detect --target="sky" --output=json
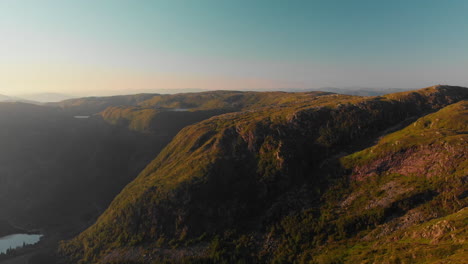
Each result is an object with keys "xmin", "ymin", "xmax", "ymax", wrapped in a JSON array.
[{"xmin": 0, "ymin": 0, "xmax": 467, "ymax": 96}]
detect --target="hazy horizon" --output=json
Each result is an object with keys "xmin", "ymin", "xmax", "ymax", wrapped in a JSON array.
[
  {"xmin": 1, "ymin": 0, "xmax": 467, "ymax": 95},
  {"xmin": 4, "ymin": 86, "xmax": 417, "ymax": 97},
  {"xmin": 1, "ymin": 86, "xmax": 423, "ymax": 102}
]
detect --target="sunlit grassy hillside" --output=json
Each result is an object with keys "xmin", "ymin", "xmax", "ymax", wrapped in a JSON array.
[{"xmin": 60, "ymin": 86, "xmax": 467, "ymax": 264}]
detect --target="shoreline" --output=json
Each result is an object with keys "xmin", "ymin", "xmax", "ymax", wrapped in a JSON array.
[
  {"xmin": 0, "ymin": 220, "xmax": 25, "ymax": 238},
  {"xmin": 0, "ymin": 219, "xmax": 44, "ymax": 238}
]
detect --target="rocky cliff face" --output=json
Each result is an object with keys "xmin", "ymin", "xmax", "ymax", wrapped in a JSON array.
[
  {"xmin": 347, "ymin": 101, "xmax": 467, "ymax": 181},
  {"xmin": 311, "ymin": 100, "xmax": 467, "ymax": 264},
  {"xmin": 59, "ymin": 86, "xmax": 467, "ymax": 264}
]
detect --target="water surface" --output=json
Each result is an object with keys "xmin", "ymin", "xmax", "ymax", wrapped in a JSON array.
[{"xmin": 0, "ymin": 234, "xmax": 42, "ymax": 254}]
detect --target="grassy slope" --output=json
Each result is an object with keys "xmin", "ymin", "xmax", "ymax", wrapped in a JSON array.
[
  {"xmin": 296, "ymin": 100, "xmax": 467, "ymax": 264},
  {"xmin": 53, "ymin": 91, "xmax": 332, "ymax": 133},
  {"xmin": 59, "ymin": 86, "xmax": 468, "ymax": 263},
  {"xmin": 98, "ymin": 91, "xmax": 332, "ymax": 133},
  {"xmin": 52, "ymin": 91, "xmax": 331, "ymax": 114}
]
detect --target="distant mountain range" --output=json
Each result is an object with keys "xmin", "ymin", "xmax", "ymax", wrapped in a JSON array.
[
  {"xmin": 0, "ymin": 87, "xmax": 413, "ymax": 104},
  {"xmin": 0, "ymin": 94, "xmax": 38, "ymax": 104},
  {"xmin": 296, "ymin": 87, "xmax": 412, "ymax": 96},
  {"xmin": 0, "ymin": 94, "xmax": 11, "ymax": 101},
  {"xmin": 18, "ymin": 93, "xmax": 77, "ymax": 103},
  {"xmin": 0, "ymin": 93, "xmax": 76, "ymax": 103},
  {"xmin": 0, "ymin": 94, "xmax": 21, "ymax": 102}
]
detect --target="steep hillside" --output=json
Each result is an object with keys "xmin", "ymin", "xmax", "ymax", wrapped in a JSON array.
[
  {"xmin": 0, "ymin": 91, "xmax": 332, "ymax": 233},
  {"xmin": 272, "ymin": 100, "xmax": 467, "ymax": 263},
  {"xmin": 0, "ymin": 91, "xmax": 341, "ymax": 263},
  {"xmin": 60, "ymin": 86, "xmax": 467, "ymax": 263},
  {"xmin": 0, "ymin": 103, "xmax": 164, "ymax": 231},
  {"xmin": 1, "ymin": 91, "xmax": 297, "ymax": 230}
]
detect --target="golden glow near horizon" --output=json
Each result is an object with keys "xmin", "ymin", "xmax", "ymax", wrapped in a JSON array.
[
  {"xmin": 1, "ymin": 1, "xmax": 467, "ymax": 96},
  {"xmin": 0, "ymin": 64, "xmax": 301, "ymax": 96}
]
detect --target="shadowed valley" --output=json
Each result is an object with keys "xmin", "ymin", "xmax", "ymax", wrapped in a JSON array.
[{"xmin": 51, "ymin": 85, "xmax": 467, "ymax": 264}]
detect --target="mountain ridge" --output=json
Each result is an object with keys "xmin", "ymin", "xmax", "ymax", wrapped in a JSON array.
[{"xmin": 59, "ymin": 85, "xmax": 468, "ymax": 264}]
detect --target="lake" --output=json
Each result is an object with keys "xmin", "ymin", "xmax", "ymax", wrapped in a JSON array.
[{"xmin": 0, "ymin": 234, "xmax": 42, "ymax": 254}]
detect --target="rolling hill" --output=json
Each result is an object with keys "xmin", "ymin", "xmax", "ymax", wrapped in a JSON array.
[
  {"xmin": 3, "ymin": 91, "xmax": 317, "ymax": 237},
  {"xmin": 58, "ymin": 85, "xmax": 467, "ymax": 264},
  {"xmin": 0, "ymin": 90, "xmax": 334, "ymax": 262}
]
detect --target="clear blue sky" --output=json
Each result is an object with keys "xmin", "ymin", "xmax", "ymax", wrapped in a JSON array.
[{"xmin": 1, "ymin": 0, "xmax": 467, "ymax": 95}]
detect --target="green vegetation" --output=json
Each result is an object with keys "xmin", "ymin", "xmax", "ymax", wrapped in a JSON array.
[
  {"xmin": 271, "ymin": 100, "xmax": 467, "ymax": 264},
  {"xmin": 100, "ymin": 106, "xmax": 159, "ymax": 132},
  {"xmin": 52, "ymin": 91, "xmax": 333, "ymax": 116},
  {"xmin": 342, "ymin": 100, "xmax": 468, "ymax": 170},
  {"xmin": 58, "ymin": 86, "xmax": 468, "ymax": 263}
]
